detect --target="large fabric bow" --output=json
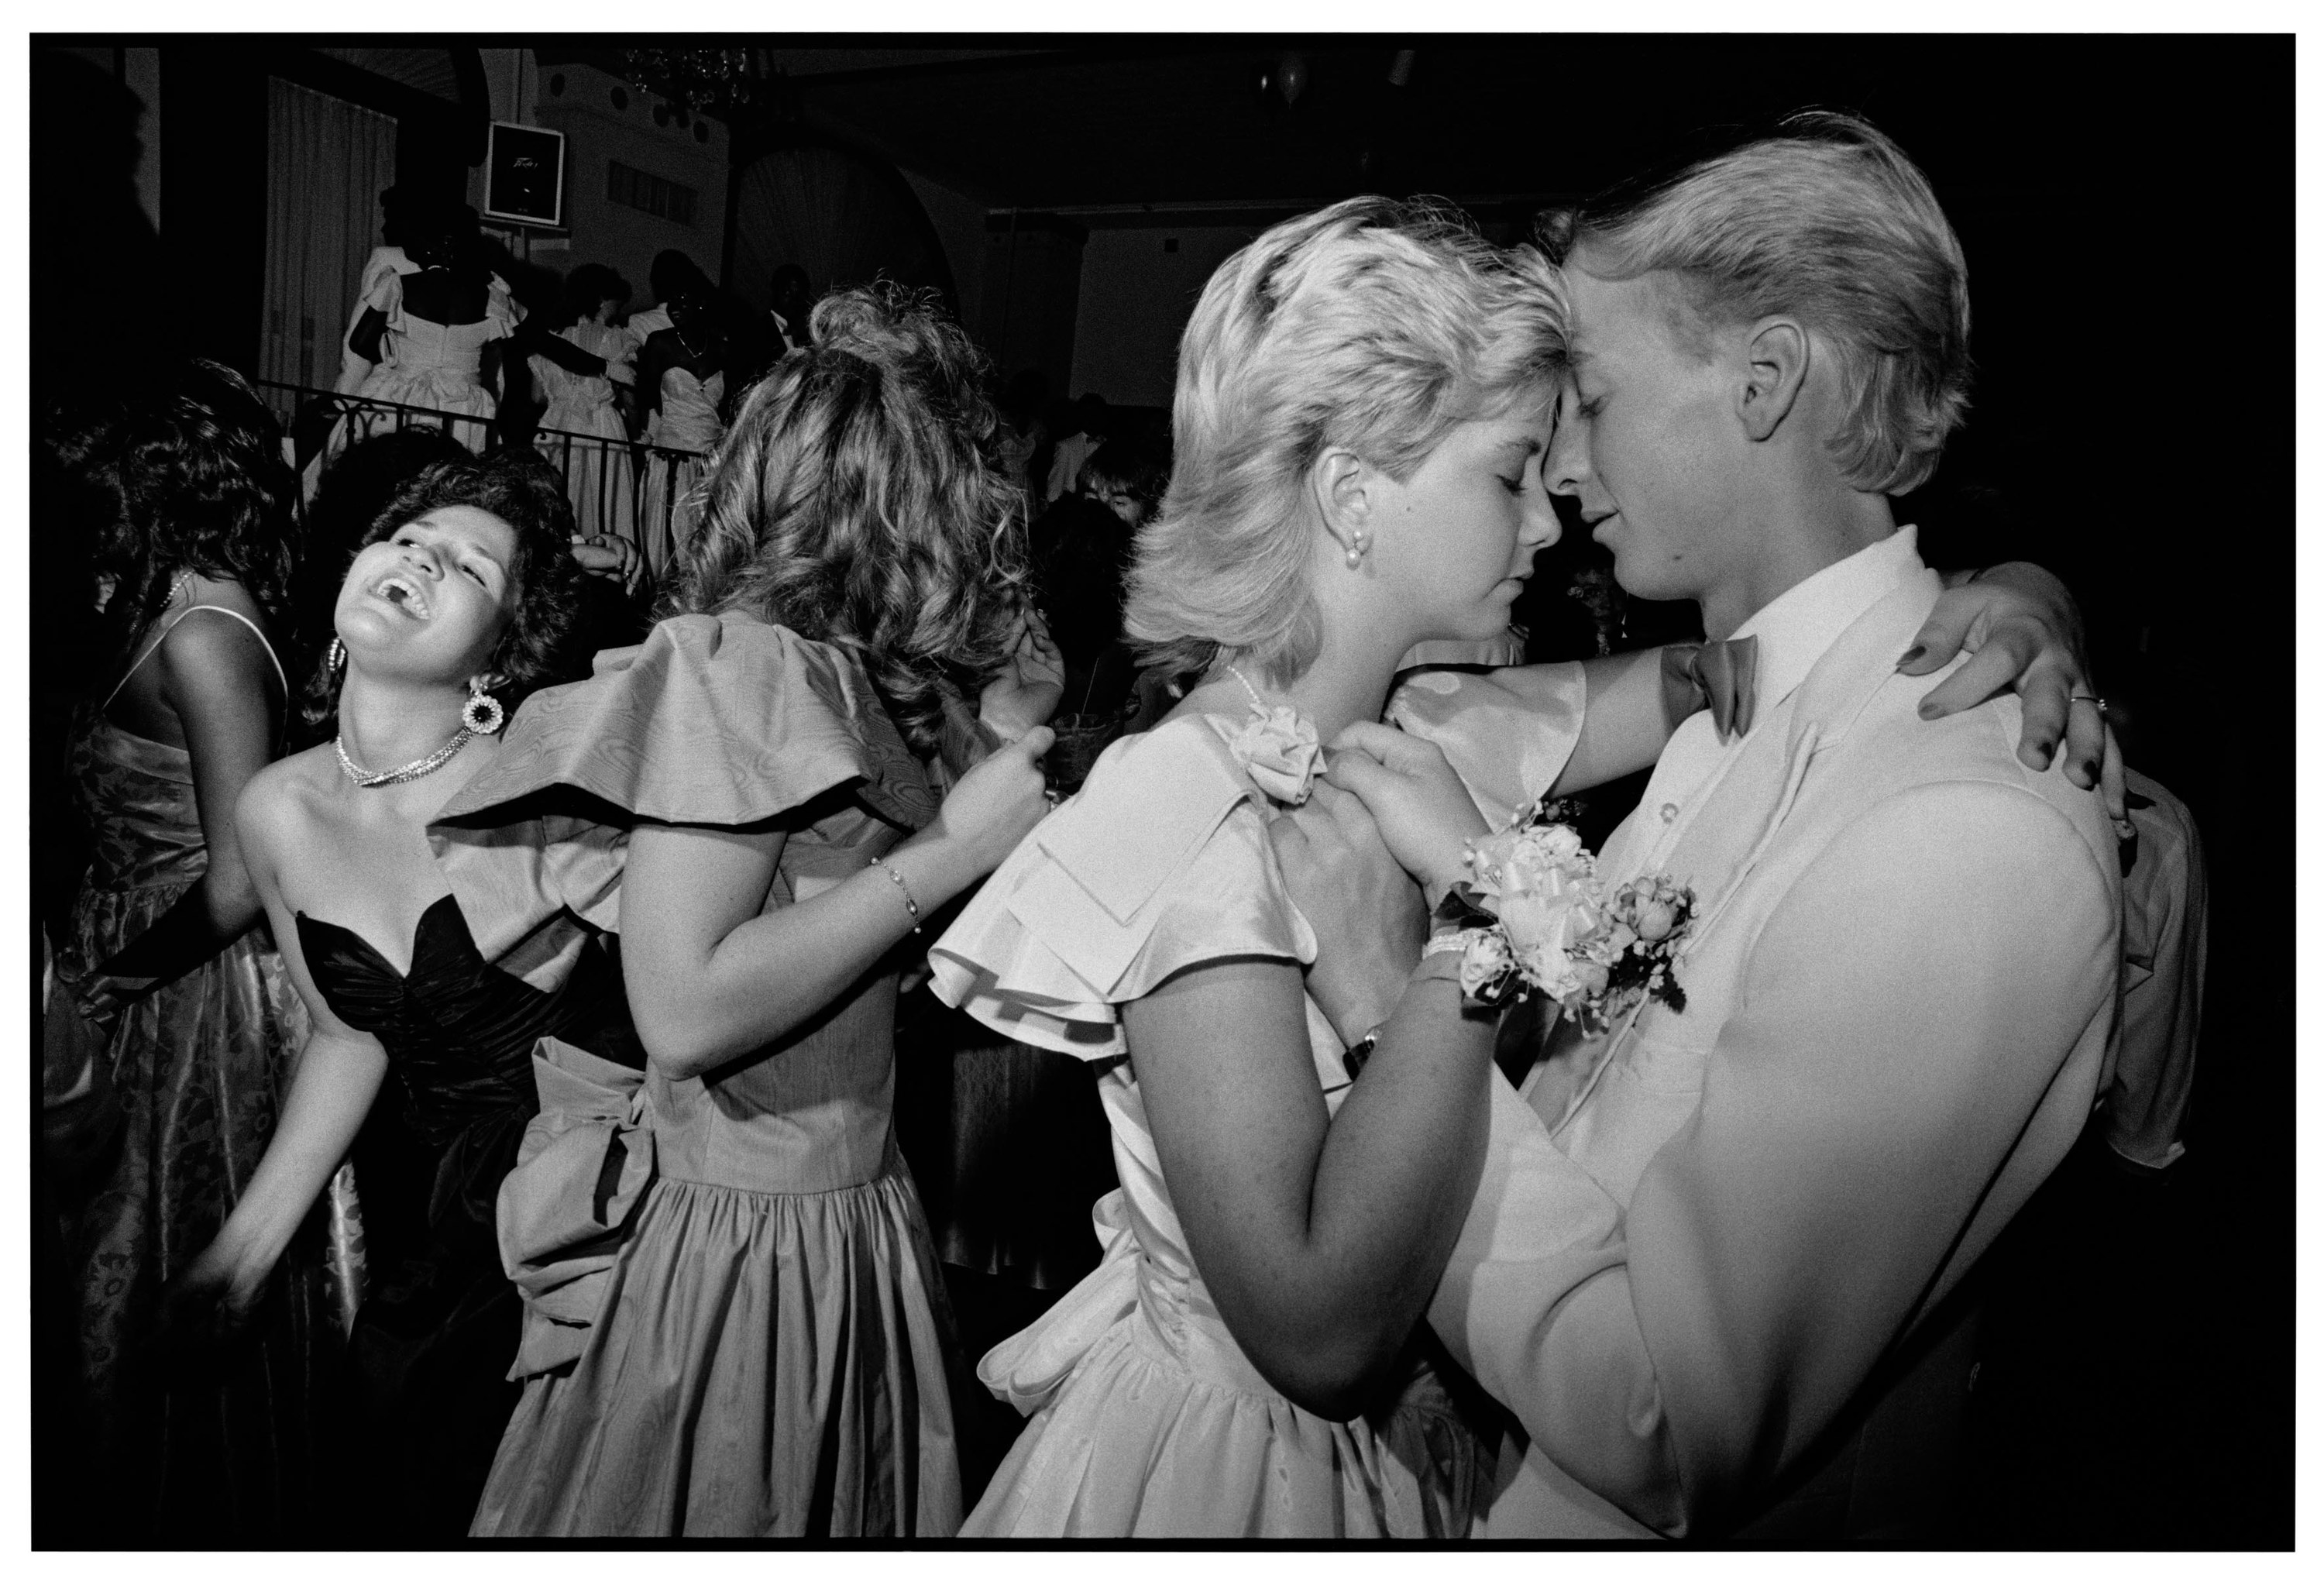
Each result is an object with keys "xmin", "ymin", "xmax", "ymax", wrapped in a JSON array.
[
  {"xmin": 1659, "ymin": 634, "xmax": 1761, "ymax": 744},
  {"xmin": 496, "ymin": 1037, "xmax": 657, "ymax": 1379}
]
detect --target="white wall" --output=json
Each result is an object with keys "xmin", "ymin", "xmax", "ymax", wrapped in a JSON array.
[
  {"xmin": 1067, "ymin": 224, "xmax": 1262, "ymax": 406},
  {"xmin": 518, "ymin": 60, "xmax": 731, "ymax": 301}
]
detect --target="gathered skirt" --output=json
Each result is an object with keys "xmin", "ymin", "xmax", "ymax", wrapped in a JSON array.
[
  {"xmin": 963, "ymin": 1298, "xmax": 1487, "ymax": 1539},
  {"xmin": 536, "ymin": 398, "xmax": 637, "ymax": 546},
  {"xmin": 472, "ymin": 1158, "xmax": 965, "ymax": 1537}
]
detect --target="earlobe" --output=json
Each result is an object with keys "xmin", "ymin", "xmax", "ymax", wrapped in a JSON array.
[
  {"xmin": 1739, "ymin": 318, "xmax": 1810, "ymax": 442},
  {"xmin": 1309, "ymin": 447, "xmax": 1373, "ymax": 561}
]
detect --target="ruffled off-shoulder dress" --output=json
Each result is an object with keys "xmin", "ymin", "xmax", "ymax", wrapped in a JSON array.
[
  {"xmin": 925, "ymin": 680, "xmax": 1580, "ymax": 1539},
  {"xmin": 457, "ymin": 610, "xmax": 964, "ymax": 1537}
]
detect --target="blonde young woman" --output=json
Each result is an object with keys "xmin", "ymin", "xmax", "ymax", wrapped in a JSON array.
[
  {"xmin": 464, "ymin": 285, "xmax": 1057, "ymax": 1537},
  {"xmin": 927, "ymin": 197, "xmax": 2101, "ymax": 1538}
]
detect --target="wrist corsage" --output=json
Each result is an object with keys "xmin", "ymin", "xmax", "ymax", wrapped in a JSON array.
[{"xmin": 1431, "ymin": 798, "xmax": 1697, "ymax": 1033}]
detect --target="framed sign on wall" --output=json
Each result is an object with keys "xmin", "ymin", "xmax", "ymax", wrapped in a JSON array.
[{"xmin": 483, "ymin": 121, "xmax": 566, "ymax": 228}]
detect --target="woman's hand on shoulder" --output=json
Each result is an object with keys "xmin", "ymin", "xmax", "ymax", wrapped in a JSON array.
[
  {"xmin": 1903, "ymin": 561, "xmax": 2125, "ymax": 822},
  {"xmin": 916, "ymin": 724, "xmax": 1055, "ymax": 893},
  {"xmin": 1321, "ymin": 721, "xmax": 1489, "ymax": 898}
]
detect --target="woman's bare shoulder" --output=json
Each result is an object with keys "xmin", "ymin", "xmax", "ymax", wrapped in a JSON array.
[{"xmin": 241, "ymin": 745, "xmax": 338, "ymax": 827}]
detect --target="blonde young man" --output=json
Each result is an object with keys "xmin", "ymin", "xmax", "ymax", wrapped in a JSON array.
[{"xmin": 1306, "ymin": 114, "xmax": 2123, "ymax": 1538}]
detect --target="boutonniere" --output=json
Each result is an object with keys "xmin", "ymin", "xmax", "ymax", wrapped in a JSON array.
[
  {"xmin": 1432, "ymin": 798, "xmax": 1696, "ymax": 1032},
  {"xmin": 1220, "ymin": 665, "xmax": 1321, "ymax": 806}
]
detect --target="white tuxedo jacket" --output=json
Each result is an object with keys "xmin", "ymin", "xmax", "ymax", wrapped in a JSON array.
[{"xmin": 1425, "ymin": 565, "xmax": 2121, "ymax": 1537}]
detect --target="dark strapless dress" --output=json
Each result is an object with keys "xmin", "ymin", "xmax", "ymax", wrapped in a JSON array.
[{"xmin": 297, "ymin": 894, "xmax": 641, "ymax": 1541}]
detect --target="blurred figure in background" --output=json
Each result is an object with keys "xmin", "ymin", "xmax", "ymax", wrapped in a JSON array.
[
  {"xmin": 1040, "ymin": 390, "xmax": 1110, "ymax": 506},
  {"xmin": 626, "ymin": 248, "xmax": 710, "ymax": 342},
  {"xmin": 768, "ymin": 261, "xmax": 815, "ymax": 356},
  {"xmin": 992, "ymin": 369, "xmax": 1051, "ymax": 505},
  {"xmin": 634, "ymin": 283, "xmax": 730, "ymax": 580},
  {"xmin": 335, "ymin": 199, "xmax": 515, "ymax": 457},
  {"xmin": 54, "ymin": 360, "xmax": 357, "ymax": 1543},
  {"xmin": 530, "ymin": 263, "xmax": 641, "ymax": 548}
]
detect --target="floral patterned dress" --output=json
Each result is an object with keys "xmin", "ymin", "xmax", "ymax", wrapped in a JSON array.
[{"xmin": 60, "ymin": 700, "xmax": 363, "ymax": 1542}]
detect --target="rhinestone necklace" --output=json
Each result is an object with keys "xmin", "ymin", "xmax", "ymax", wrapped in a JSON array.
[{"xmin": 335, "ymin": 725, "xmax": 474, "ymax": 788}]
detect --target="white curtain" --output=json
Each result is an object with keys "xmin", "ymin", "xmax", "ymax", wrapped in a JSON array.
[{"xmin": 260, "ymin": 77, "xmax": 397, "ymax": 394}]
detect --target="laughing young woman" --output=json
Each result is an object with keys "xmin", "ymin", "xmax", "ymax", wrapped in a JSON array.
[{"xmin": 166, "ymin": 452, "xmax": 616, "ymax": 1539}]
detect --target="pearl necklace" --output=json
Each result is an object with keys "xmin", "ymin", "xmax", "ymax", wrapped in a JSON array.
[
  {"xmin": 335, "ymin": 725, "xmax": 474, "ymax": 788},
  {"xmin": 1222, "ymin": 663, "xmax": 1271, "ymax": 714}
]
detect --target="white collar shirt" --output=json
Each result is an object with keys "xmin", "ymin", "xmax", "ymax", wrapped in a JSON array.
[{"xmin": 1596, "ymin": 525, "xmax": 1927, "ymax": 888}]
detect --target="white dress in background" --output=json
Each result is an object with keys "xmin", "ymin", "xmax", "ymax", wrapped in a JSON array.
[
  {"xmin": 637, "ymin": 366, "xmax": 725, "ymax": 580},
  {"xmin": 927, "ymin": 703, "xmax": 1582, "ymax": 1538},
  {"xmin": 531, "ymin": 321, "xmax": 640, "ymax": 545},
  {"xmin": 335, "ymin": 270, "xmax": 516, "ymax": 456}
]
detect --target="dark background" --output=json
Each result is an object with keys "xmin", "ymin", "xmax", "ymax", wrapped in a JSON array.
[{"xmin": 29, "ymin": 34, "xmax": 2293, "ymax": 1544}]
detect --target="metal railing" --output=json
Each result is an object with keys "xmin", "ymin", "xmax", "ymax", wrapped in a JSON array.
[{"xmin": 257, "ymin": 380, "xmax": 710, "ymax": 580}]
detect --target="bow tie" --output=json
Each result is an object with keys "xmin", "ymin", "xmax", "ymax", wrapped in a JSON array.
[{"xmin": 1660, "ymin": 635, "xmax": 1761, "ymax": 744}]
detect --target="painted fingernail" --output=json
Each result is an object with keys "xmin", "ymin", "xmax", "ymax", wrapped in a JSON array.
[
  {"xmin": 1896, "ymin": 645, "xmax": 1926, "ymax": 669},
  {"xmin": 1918, "ymin": 700, "xmax": 1941, "ymax": 719}
]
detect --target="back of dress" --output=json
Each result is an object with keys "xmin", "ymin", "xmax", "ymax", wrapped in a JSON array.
[{"xmin": 646, "ymin": 792, "xmax": 922, "ymax": 1195}]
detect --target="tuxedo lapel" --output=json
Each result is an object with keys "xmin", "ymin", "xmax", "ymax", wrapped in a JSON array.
[
  {"xmin": 1532, "ymin": 568, "xmax": 1944, "ymax": 1140},
  {"xmin": 1657, "ymin": 567, "xmax": 1944, "ymax": 943}
]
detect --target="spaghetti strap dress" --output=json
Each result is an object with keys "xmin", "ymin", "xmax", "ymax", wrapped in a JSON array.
[
  {"xmin": 60, "ymin": 603, "xmax": 363, "ymax": 1542},
  {"xmin": 461, "ymin": 610, "xmax": 965, "ymax": 1537}
]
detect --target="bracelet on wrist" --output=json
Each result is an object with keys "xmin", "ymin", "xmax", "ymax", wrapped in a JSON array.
[
  {"xmin": 1409, "ymin": 948, "xmax": 1466, "ymax": 987},
  {"xmin": 871, "ymin": 856, "xmax": 923, "ymax": 935}
]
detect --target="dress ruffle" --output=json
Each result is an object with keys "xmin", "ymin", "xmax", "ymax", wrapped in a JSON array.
[
  {"xmin": 928, "ymin": 715, "xmax": 1316, "ymax": 1059},
  {"xmin": 1387, "ymin": 658, "xmax": 1589, "ymax": 830},
  {"xmin": 435, "ymin": 611, "xmax": 937, "ymax": 835}
]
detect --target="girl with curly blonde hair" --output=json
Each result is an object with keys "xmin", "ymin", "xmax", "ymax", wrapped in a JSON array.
[{"xmin": 466, "ymin": 284, "xmax": 1058, "ymax": 1536}]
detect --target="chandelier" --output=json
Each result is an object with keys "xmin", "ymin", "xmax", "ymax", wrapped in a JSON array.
[{"xmin": 623, "ymin": 47, "xmax": 796, "ymax": 120}]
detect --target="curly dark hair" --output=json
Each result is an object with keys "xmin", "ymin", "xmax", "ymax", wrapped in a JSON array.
[
  {"xmin": 663, "ymin": 284, "xmax": 1026, "ymax": 762},
  {"xmin": 302, "ymin": 449, "xmax": 590, "ymax": 737},
  {"xmin": 91, "ymin": 359, "xmax": 300, "ymax": 662}
]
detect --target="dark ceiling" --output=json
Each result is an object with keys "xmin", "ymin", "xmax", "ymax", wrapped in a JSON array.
[{"xmin": 537, "ymin": 36, "xmax": 2284, "ymax": 221}]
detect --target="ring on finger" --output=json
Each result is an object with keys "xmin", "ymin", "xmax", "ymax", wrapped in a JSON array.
[{"xmin": 2068, "ymin": 693, "xmax": 2109, "ymax": 715}]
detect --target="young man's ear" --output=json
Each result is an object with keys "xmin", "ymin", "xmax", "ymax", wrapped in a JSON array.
[
  {"xmin": 1738, "ymin": 316, "xmax": 1811, "ymax": 442},
  {"xmin": 1308, "ymin": 446, "xmax": 1373, "ymax": 558}
]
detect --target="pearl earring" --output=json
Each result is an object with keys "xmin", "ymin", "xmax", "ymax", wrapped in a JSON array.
[
  {"xmin": 326, "ymin": 637, "xmax": 346, "ymax": 673},
  {"xmin": 1344, "ymin": 528, "xmax": 1367, "ymax": 569}
]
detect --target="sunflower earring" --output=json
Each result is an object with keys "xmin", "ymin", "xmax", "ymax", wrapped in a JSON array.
[{"xmin": 462, "ymin": 680, "xmax": 506, "ymax": 735}]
